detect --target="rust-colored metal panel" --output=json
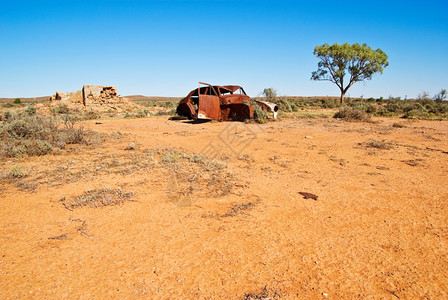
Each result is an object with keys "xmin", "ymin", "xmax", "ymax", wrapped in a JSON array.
[
  {"xmin": 198, "ymin": 95, "xmax": 220, "ymax": 120},
  {"xmin": 221, "ymin": 94, "xmax": 250, "ymax": 105}
]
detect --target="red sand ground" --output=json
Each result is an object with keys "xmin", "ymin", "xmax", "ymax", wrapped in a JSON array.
[{"xmin": 1, "ymin": 117, "xmax": 447, "ymax": 298}]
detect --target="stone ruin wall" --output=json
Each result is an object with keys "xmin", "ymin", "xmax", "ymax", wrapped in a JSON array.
[
  {"xmin": 82, "ymin": 85, "xmax": 119, "ymax": 105},
  {"xmin": 48, "ymin": 85, "xmax": 137, "ymax": 113},
  {"xmin": 51, "ymin": 85, "xmax": 124, "ymax": 106}
]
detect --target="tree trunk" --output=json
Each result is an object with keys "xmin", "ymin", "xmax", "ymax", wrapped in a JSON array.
[{"xmin": 340, "ymin": 91, "xmax": 345, "ymax": 104}]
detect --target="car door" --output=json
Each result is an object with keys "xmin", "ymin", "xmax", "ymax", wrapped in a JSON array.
[{"xmin": 197, "ymin": 83, "xmax": 220, "ymax": 120}]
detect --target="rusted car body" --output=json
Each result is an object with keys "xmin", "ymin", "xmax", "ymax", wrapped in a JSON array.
[{"xmin": 176, "ymin": 82, "xmax": 278, "ymax": 121}]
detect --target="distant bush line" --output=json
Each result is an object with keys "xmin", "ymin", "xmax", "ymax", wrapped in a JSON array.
[{"xmin": 253, "ymin": 97, "xmax": 448, "ymax": 120}]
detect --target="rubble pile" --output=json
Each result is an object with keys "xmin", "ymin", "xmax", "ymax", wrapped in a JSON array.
[{"xmin": 49, "ymin": 85, "xmax": 140, "ymax": 112}]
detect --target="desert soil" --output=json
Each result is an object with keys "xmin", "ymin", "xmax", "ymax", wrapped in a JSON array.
[{"xmin": 1, "ymin": 117, "xmax": 447, "ymax": 299}]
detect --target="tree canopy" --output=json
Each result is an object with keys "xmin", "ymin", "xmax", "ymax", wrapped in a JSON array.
[{"xmin": 311, "ymin": 43, "xmax": 388, "ymax": 103}]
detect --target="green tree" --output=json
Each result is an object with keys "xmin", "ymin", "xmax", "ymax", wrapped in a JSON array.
[
  {"xmin": 262, "ymin": 88, "xmax": 278, "ymax": 100},
  {"xmin": 311, "ymin": 43, "xmax": 388, "ymax": 104}
]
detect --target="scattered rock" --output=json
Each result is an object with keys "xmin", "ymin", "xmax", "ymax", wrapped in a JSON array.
[
  {"xmin": 125, "ymin": 143, "xmax": 136, "ymax": 150},
  {"xmin": 299, "ymin": 192, "xmax": 318, "ymax": 200}
]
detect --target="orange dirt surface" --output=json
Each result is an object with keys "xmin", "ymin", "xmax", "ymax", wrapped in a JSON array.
[{"xmin": 1, "ymin": 117, "xmax": 447, "ymax": 299}]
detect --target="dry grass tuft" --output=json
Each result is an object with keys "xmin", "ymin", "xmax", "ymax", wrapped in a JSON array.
[
  {"xmin": 361, "ymin": 139, "xmax": 394, "ymax": 150},
  {"xmin": 243, "ymin": 286, "xmax": 281, "ymax": 299},
  {"xmin": 392, "ymin": 122, "xmax": 406, "ymax": 128},
  {"xmin": 7, "ymin": 164, "xmax": 29, "ymax": 178},
  {"xmin": 221, "ymin": 201, "xmax": 257, "ymax": 217},
  {"xmin": 61, "ymin": 187, "xmax": 135, "ymax": 210}
]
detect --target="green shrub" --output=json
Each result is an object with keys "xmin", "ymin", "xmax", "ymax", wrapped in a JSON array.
[
  {"xmin": 433, "ymin": 102, "xmax": 448, "ymax": 114},
  {"xmin": 253, "ymin": 102, "xmax": 268, "ymax": 123},
  {"xmin": 365, "ymin": 104, "xmax": 377, "ymax": 114},
  {"xmin": 403, "ymin": 102, "xmax": 425, "ymax": 113},
  {"xmin": 274, "ymin": 98, "xmax": 293, "ymax": 112},
  {"xmin": 376, "ymin": 108, "xmax": 395, "ymax": 116},
  {"xmin": 290, "ymin": 102, "xmax": 299, "ymax": 112},
  {"xmin": 13, "ymin": 98, "xmax": 21, "ymax": 104},
  {"xmin": 0, "ymin": 113, "xmax": 92, "ymax": 157},
  {"xmin": 402, "ymin": 109, "xmax": 430, "ymax": 119},
  {"xmin": 321, "ymin": 98, "xmax": 338, "ymax": 108},
  {"xmin": 3, "ymin": 111, "xmax": 12, "ymax": 121},
  {"xmin": 159, "ymin": 101, "xmax": 177, "ymax": 109},
  {"xmin": 136, "ymin": 109, "xmax": 149, "ymax": 118},
  {"xmin": 349, "ymin": 101, "xmax": 376, "ymax": 114},
  {"xmin": 384, "ymin": 102, "xmax": 402, "ymax": 113},
  {"xmin": 25, "ymin": 106, "xmax": 36, "ymax": 116},
  {"xmin": 333, "ymin": 107, "xmax": 369, "ymax": 121}
]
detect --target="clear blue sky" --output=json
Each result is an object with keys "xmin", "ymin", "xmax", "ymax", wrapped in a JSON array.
[{"xmin": 1, "ymin": 0, "xmax": 447, "ymax": 98}]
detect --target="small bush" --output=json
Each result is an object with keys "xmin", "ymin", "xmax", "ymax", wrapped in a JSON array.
[
  {"xmin": 3, "ymin": 111, "xmax": 12, "ymax": 121},
  {"xmin": 333, "ymin": 107, "xmax": 369, "ymax": 121},
  {"xmin": 25, "ymin": 106, "xmax": 36, "ymax": 116},
  {"xmin": 274, "ymin": 98, "xmax": 293, "ymax": 112},
  {"xmin": 13, "ymin": 98, "xmax": 21, "ymax": 104},
  {"xmin": 8, "ymin": 164, "xmax": 29, "ymax": 178},
  {"xmin": 433, "ymin": 102, "xmax": 448, "ymax": 114},
  {"xmin": 136, "ymin": 109, "xmax": 149, "ymax": 118},
  {"xmin": 11, "ymin": 140, "xmax": 53, "ymax": 157},
  {"xmin": 82, "ymin": 111, "xmax": 99, "ymax": 120},
  {"xmin": 365, "ymin": 104, "xmax": 377, "ymax": 114},
  {"xmin": 403, "ymin": 109, "xmax": 430, "ymax": 119},
  {"xmin": 160, "ymin": 101, "xmax": 177, "ymax": 109},
  {"xmin": 321, "ymin": 98, "xmax": 338, "ymax": 108},
  {"xmin": 161, "ymin": 151, "xmax": 181, "ymax": 164},
  {"xmin": 50, "ymin": 104, "xmax": 70, "ymax": 115},
  {"xmin": 349, "ymin": 101, "xmax": 377, "ymax": 114},
  {"xmin": 0, "ymin": 112, "xmax": 94, "ymax": 157},
  {"xmin": 403, "ymin": 102, "xmax": 424, "ymax": 113},
  {"xmin": 253, "ymin": 102, "xmax": 268, "ymax": 123},
  {"xmin": 384, "ymin": 102, "xmax": 402, "ymax": 113}
]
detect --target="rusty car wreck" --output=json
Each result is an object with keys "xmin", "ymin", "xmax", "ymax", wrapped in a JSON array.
[{"xmin": 176, "ymin": 82, "xmax": 278, "ymax": 121}]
